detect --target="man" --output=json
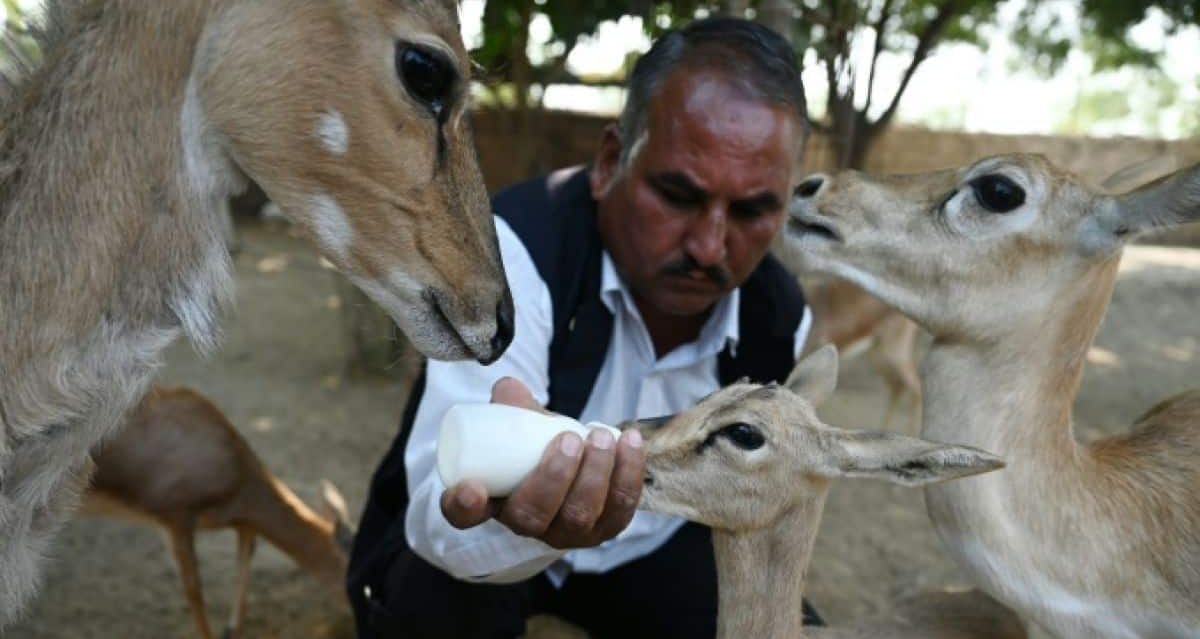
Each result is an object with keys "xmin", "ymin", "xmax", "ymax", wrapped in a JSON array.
[{"xmin": 348, "ymin": 16, "xmax": 818, "ymax": 638}]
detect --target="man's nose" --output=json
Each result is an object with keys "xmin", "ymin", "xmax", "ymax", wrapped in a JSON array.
[{"xmin": 685, "ymin": 207, "xmax": 727, "ymax": 266}]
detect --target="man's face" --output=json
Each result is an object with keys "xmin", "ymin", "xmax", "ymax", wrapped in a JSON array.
[{"xmin": 592, "ymin": 69, "xmax": 803, "ymax": 319}]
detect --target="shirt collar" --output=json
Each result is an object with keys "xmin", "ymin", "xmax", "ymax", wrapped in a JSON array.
[{"xmin": 599, "ymin": 252, "xmax": 740, "ymax": 357}]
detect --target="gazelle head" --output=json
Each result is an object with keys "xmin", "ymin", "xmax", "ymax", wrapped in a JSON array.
[
  {"xmin": 186, "ymin": 0, "xmax": 512, "ymax": 363},
  {"xmin": 636, "ymin": 346, "xmax": 1004, "ymax": 532},
  {"xmin": 784, "ymin": 155, "xmax": 1200, "ymax": 341}
]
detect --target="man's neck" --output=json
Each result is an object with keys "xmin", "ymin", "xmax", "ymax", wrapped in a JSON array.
[{"xmin": 635, "ymin": 296, "xmax": 712, "ymax": 359}]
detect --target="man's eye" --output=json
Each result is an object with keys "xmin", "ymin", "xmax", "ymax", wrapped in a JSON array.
[
  {"xmin": 730, "ymin": 203, "xmax": 767, "ymax": 220},
  {"xmin": 657, "ymin": 188, "xmax": 694, "ymax": 207}
]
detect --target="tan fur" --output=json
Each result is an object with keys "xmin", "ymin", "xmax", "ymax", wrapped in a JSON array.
[
  {"xmin": 804, "ymin": 277, "xmax": 921, "ymax": 431},
  {"xmin": 0, "ymin": 0, "xmax": 510, "ymax": 623},
  {"xmin": 785, "ymin": 154, "xmax": 1200, "ymax": 637},
  {"xmin": 636, "ymin": 346, "xmax": 1006, "ymax": 639},
  {"xmin": 80, "ymin": 386, "xmax": 354, "ymax": 639}
]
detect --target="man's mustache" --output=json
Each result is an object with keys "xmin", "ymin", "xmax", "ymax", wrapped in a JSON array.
[{"xmin": 660, "ymin": 255, "xmax": 730, "ymax": 288}]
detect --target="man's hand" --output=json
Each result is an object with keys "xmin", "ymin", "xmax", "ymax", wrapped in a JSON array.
[{"xmin": 440, "ymin": 377, "xmax": 646, "ymax": 549}]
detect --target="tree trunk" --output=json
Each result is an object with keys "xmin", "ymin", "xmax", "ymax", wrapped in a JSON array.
[
  {"xmin": 757, "ymin": 0, "xmax": 797, "ymax": 43},
  {"xmin": 724, "ymin": 0, "xmax": 751, "ymax": 15}
]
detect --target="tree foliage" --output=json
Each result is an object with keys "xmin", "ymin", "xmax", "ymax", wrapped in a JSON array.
[
  {"xmin": 472, "ymin": 0, "xmax": 1192, "ymax": 169},
  {"xmin": 783, "ymin": 1, "xmax": 1010, "ymax": 168},
  {"xmin": 1014, "ymin": 0, "xmax": 1198, "ymax": 74}
]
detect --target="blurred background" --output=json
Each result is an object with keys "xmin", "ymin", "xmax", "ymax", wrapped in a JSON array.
[{"xmin": 2, "ymin": 1, "xmax": 1197, "ymax": 637}]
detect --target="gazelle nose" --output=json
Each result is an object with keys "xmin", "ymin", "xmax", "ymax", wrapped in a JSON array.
[
  {"xmin": 795, "ymin": 176, "xmax": 825, "ymax": 198},
  {"xmin": 487, "ymin": 296, "xmax": 515, "ymax": 362}
]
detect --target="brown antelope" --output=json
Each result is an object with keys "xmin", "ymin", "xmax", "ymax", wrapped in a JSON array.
[
  {"xmin": 80, "ymin": 386, "xmax": 354, "ymax": 639},
  {"xmin": 785, "ymin": 154, "xmax": 1200, "ymax": 637},
  {"xmin": 803, "ymin": 277, "xmax": 921, "ymax": 431},
  {"xmin": 636, "ymin": 345, "xmax": 1012, "ymax": 639},
  {"xmin": 0, "ymin": 0, "xmax": 513, "ymax": 623}
]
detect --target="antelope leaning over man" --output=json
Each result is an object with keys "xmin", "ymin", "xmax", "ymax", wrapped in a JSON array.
[
  {"xmin": 0, "ymin": 0, "xmax": 513, "ymax": 623},
  {"xmin": 786, "ymin": 154, "xmax": 1200, "ymax": 637}
]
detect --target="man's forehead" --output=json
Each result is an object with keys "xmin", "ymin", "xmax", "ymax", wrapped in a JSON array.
[
  {"xmin": 638, "ymin": 109, "xmax": 798, "ymax": 182},
  {"xmin": 642, "ymin": 72, "xmax": 801, "ymax": 154},
  {"xmin": 651, "ymin": 67, "xmax": 799, "ymax": 124}
]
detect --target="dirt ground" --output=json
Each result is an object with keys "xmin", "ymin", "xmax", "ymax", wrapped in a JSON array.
[{"xmin": 9, "ymin": 219, "xmax": 1200, "ymax": 639}]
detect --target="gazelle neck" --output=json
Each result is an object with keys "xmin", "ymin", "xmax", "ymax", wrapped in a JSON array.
[
  {"xmin": 0, "ymin": 1, "xmax": 244, "ymax": 443},
  {"xmin": 922, "ymin": 258, "xmax": 1121, "ymax": 461},
  {"xmin": 0, "ymin": 0, "xmax": 237, "ymax": 368},
  {"xmin": 711, "ymin": 490, "xmax": 828, "ymax": 639},
  {"xmin": 920, "ymin": 257, "xmax": 1123, "ymax": 580},
  {"xmin": 247, "ymin": 475, "xmax": 346, "ymax": 595}
]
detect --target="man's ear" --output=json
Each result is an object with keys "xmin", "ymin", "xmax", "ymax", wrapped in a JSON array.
[
  {"xmin": 818, "ymin": 430, "xmax": 1004, "ymax": 487},
  {"xmin": 590, "ymin": 124, "xmax": 623, "ymax": 200},
  {"xmin": 784, "ymin": 344, "xmax": 838, "ymax": 407}
]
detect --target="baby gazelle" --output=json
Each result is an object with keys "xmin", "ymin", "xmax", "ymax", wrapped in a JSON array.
[
  {"xmin": 81, "ymin": 387, "xmax": 354, "ymax": 639},
  {"xmin": 637, "ymin": 346, "xmax": 1009, "ymax": 639}
]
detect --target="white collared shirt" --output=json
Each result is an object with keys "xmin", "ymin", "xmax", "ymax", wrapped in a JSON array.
[{"xmin": 404, "ymin": 216, "xmax": 812, "ymax": 585}]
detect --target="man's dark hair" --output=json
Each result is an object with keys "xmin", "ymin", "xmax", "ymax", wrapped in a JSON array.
[{"xmin": 618, "ymin": 16, "xmax": 808, "ymax": 163}]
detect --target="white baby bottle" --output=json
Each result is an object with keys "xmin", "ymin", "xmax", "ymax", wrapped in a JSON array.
[{"xmin": 437, "ymin": 403, "xmax": 621, "ymax": 497}]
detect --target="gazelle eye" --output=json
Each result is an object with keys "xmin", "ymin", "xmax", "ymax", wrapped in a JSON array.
[
  {"xmin": 969, "ymin": 175, "xmax": 1025, "ymax": 213},
  {"xmin": 396, "ymin": 45, "xmax": 456, "ymax": 119},
  {"xmin": 719, "ymin": 422, "xmax": 765, "ymax": 451}
]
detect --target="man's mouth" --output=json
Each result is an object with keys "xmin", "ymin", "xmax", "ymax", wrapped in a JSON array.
[
  {"xmin": 787, "ymin": 213, "xmax": 843, "ymax": 243},
  {"xmin": 667, "ymin": 273, "xmax": 722, "ymax": 292}
]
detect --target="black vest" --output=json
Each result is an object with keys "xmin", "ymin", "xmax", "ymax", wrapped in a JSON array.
[
  {"xmin": 494, "ymin": 166, "xmax": 806, "ymax": 417},
  {"xmin": 348, "ymin": 166, "xmax": 807, "ymax": 605}
]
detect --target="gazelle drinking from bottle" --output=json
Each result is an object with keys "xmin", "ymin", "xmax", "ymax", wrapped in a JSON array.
[
  {"xmin": 785, "ymin": 154, "xmax": 1200, "ymax": 637},
  {"xmin": 0, "ymin": 0, "xmax": 512, "ymax": 623},
  {"xmin": 637, "ymin": 345, "xmax": 1009, "ymax": 639}
]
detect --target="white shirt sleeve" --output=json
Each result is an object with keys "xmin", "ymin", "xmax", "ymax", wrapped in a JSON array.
[
  {"xmin": 794, "ymin": 303, "xmax": 814, "ymax": 360},
  {"xmin": 403, "ymin": 217, "xmax": 567, "ymax": 583}
]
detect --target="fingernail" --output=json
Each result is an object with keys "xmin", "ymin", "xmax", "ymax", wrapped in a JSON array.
[
  {"xmin": 624, "ymin": 428, "xmax": 643, "ymax": 449},
  {"xmin": 456, "ymin": 489, "xmax": 479, "ymax": 510},
  {"xmin": 589, "ymin": 428, "xmax": 615, "ymax": 450},
  {"xmin": 560, "ymin": 433, "xmax": 582, "ymax": 457}
]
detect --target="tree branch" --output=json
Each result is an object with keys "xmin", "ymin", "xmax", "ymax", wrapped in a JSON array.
[
  {"xmin": 874, "ymin": 0, "xmax": 962, "ymax": 130},
  {"xmin": 863, "ymin": 0, "xmax": 896, "ymax": 115}
]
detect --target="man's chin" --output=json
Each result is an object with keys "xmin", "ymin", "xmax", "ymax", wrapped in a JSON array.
[{"xmin": 647, "ymin": 290, "xmax": 722, "ymax": 318}]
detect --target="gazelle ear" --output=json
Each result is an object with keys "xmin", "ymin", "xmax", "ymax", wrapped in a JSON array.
[
  {"xmin": 1100, "ymin": 155, "xmax": 1179, "ymax": 193},
  {"xmin": 1084, "ymin": 163, "xmax": 1200, "ymax": 254},
  {"xmin": 819, "ymin": 430, "xmax": 1004, "ymax": 487},
  {"xmin": 785, "ymin": 344, "xmax": 839, "ymax": 407}
]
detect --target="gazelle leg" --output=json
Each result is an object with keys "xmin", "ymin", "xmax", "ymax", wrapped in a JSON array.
[
  {"xmin": 164, "ymin": 524, "xmax": 214, "ymax": 639},
  {"xmin": 223, "ymin": 527, "xmax": 257, "ymax": 639},
  {"xmin": 870, "ymin": 315, "xmax": 921, "ymax": 433}
]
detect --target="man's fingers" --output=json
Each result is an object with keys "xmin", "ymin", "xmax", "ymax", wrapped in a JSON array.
[
  {"xmin": 593, "ymin": 428, "xmax": 647, "ymax": 540},
  {"xmin": 490, "ymin": 377, "xmax": 546, "ymax": 412},
  {"xmin": 440, "ymin": 480, "xmax": 498, "ymax": 529},
  {"xmin": 544, "ymin": 428, "xmax": 618, "ymax": 546},
  {"xmin": 497, "ymin": 431, "xmax": 583, "ymax": 536}
]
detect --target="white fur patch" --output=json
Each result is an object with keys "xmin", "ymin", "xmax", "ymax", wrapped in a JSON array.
[
  {"xmin": 180, "ymin": 78, "xmax": 215, "ymax": 194},
  {"xmin": 950, "ymin": 538, "xmax": 1194, "ymax": 638},
  {"xmin": 169, "ymin": 241, "xmax": 233, "ymax": 354},
  {"xmin": 310, "ymin": 194, "xmax": 355, "ymax": 262},
  {"xmin": 316, "ymin": 110, "xmax": 349, "ymax": 156},
  {"xmin": 386, "ymin": 268, "xmax": 424, "ymax": 296}
]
